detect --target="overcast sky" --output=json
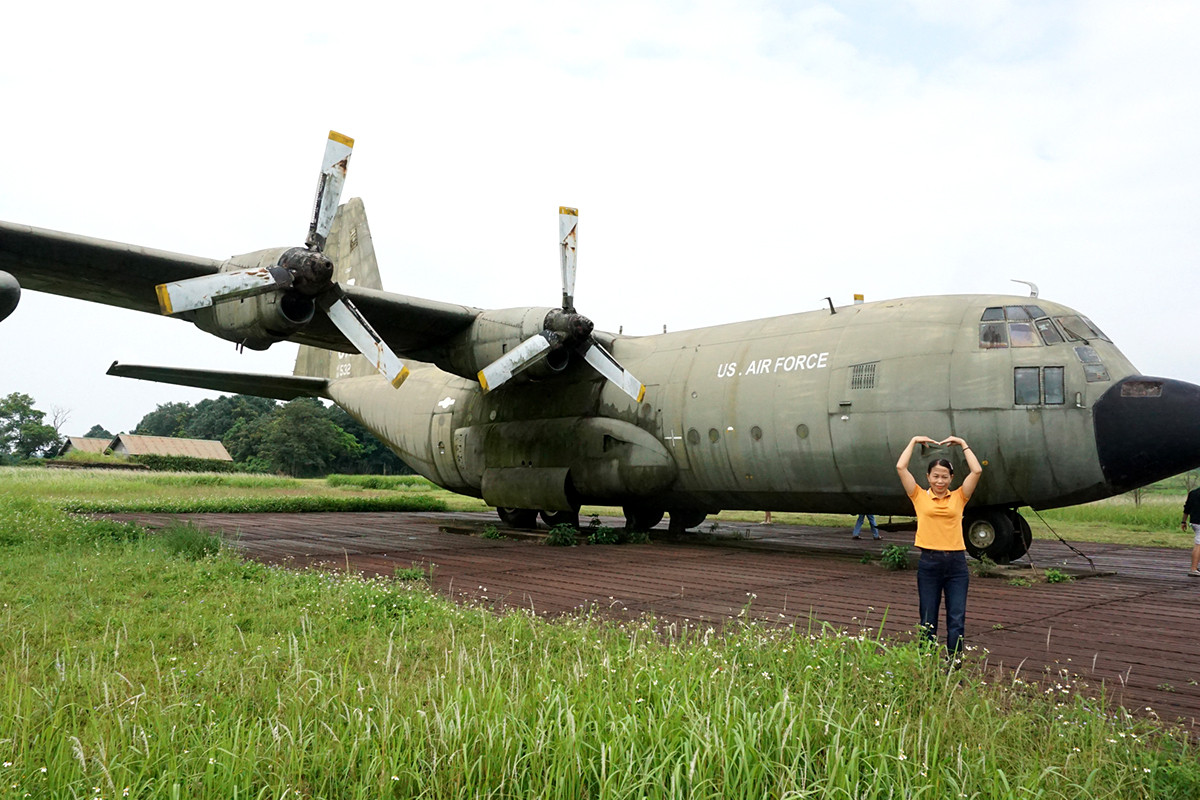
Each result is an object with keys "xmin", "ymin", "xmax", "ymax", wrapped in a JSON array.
[{"xmin": 1, "ymin": 1, "xmax": 1197, "ymax": 436}]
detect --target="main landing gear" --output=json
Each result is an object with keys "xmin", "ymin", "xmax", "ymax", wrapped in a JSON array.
[
  {"xmin": 495, "ymin": 506, "xmax": 713, "ymax": 535},
  {"xmin": 963, "ymin": 508, "xmax": 1031, "ymax": 564},
  {"xmin": 494, "ymin": 507, "xmax": 580, "ymax": 530}
]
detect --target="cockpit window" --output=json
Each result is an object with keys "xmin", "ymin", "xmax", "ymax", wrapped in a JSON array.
[
  {"xmin": 980, "ymin": 306, "xmax": 1051, "ymax": 348},
  {"xmin": 980, "ymin": 321, "xmax": 1008, "ymax": 348},
  {"xmin": 1035, "ymin": 318, "xmax": 1064, "ymax": 345},
  {"xmin": 1074, "ymin": 345, "xmax": 1110, "ymax": 382},
  {"xmin": 1004, "ymin": 305, "xmax": 1032, "ymax": 321},
  {"xmin": 1009, "ymin": 322, "xmax": 1039, "ymax": 347},
  {"xmin": 1082, "ymin": 316, "xmax": 1111, "ymax": 342},
  {"xmin": 1056, "ymin": 315, "xmax": 1110, "ymax": 343}
]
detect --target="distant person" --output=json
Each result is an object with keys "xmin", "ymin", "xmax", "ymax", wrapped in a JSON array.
[
  {"xmin": 851, "ymin": 513, "xmax": 881, "ymax": 540},
  {"xmin": 1182, "ymin": 486, "xmax": 1200, "ymax": 576},
  {"xmin": 763, "ymin": 511, "xmax": 772, "ymax": 524},
  {"xmin": 896, "ymin": 435, "xmax": 983, "ymax": 662}
]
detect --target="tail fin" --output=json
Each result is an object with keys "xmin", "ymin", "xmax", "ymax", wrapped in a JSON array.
[{"xmin": 294, "ymin": 198, "xmax": 384, "ymax": 380}]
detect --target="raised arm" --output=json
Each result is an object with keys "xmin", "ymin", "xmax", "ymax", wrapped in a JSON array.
[
  {"xmin": 941, "ymin": 436, "xmax": 984, "ymax": 500},
  {"xmin": 896, "ymin": 435, "xmax": 937, "ymax": 496}
]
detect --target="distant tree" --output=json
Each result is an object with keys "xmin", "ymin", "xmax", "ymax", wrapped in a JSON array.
[
  {"xmin": 134, "ymin": 402, "xmax": 194, "ymax": 438},
  {"xmin": 258, "ymin": 398, "xmax": 361, "ymax": 477},
  {"xmin": 222, "ymin": 416, "xmax": 270, "ymax": 471},
  {"xmin": 83, "ymin": 424, "xmax": 114, "ymax": 439},
  {"xmin": 0, "ymin": 392, "xmax": 61, "ymax": 460},
  {"xmin": 185, "ymin": 395, "xmax": 278, "ymax": 441}
]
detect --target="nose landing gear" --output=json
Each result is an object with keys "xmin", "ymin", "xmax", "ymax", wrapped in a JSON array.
[{"xmin": 963, "ymin": 508, "xmax": 1031, "ymax": 563}]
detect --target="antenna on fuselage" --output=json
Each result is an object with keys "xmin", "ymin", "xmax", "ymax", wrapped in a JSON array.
[
  {"xmin": 823, "ymin": 297, "xmax": 837, "ymax": 315},
  {"xmin": 1011, "ymin": 279, "xmax": 1039, "ymax": 298}
]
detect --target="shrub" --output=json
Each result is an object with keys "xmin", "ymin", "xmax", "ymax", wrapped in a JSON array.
[
  {"xmin": 545, "ymin": 523, "xmax": 578, "ymax": 547},
  {"xmin": 879, "ymin": 544, "xmax": 910, "ymax": 571},
  {"xmin": 1044, "ymin": 567, "xmax": 1074, "ymax": 584},
  {"xmin": 481, "ymin": 524, "xmax": 506, "ymax": 540},
  {"xmin": 131, "ymin": 455, "xmax": 237, "ymax": 473}
]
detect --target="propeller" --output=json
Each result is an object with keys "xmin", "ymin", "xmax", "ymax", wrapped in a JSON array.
[
  {"xmin": 477, "ymin": 207, "xmax": 645, "ymax": 402},
  {"xmin": 154, "ymin": 132, "xmax": 409, "ymax": 388}
]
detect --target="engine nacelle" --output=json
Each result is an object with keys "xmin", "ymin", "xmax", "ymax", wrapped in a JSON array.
[
  {"xmin": 0, "ymin": 271, "xmax": 19, "ymax": 323},
  {"xmin": 438, "ymin": 306, "xmax": 588, "ymax": 383},
  {"xmin": 189, "ymin": 250, "xmax": 318, "ymax": 350},
  {"xmin": 192, "ymin": 290, "xmax": 315, "ymax": 351}
]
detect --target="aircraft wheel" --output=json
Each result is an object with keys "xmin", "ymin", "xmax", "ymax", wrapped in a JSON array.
[
  {"xmin": 963, "ymin": 509, "xmax": 1015, "ymax": 563},
  {"xmin": 667, "ymin": 510, "xmax": 708, "ymax": 534},
  {"xmin": 497, "ymin": 507, "xmax": 538, "ymax": 529},
  {"xmin": 1007, "ymin": 510, "xmax": 1033, "ymax": 561},
  {"xmin": 540, "ymin": 510, "xmax": 580, "ymax": 529},
  {"xmin": 623, "ymin": 505, "xmax": 664, "ymax": 532}
]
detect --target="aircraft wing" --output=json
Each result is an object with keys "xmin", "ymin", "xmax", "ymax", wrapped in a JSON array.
[
  {"xmin": 107, "ymin": 362, "xmax": 331, "ymax": 401},
  {"xmin": 0, "ymin": 220, "xmax": 482, "ymax": 359}
]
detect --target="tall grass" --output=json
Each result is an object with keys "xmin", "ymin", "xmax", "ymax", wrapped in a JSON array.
[{"xmin": 0, "ymin": 495, "xmax": 1196, "ymax": 797}]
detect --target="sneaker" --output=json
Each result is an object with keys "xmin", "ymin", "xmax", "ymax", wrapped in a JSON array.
[
  {"xmin": 1189, "ymin": 570, "xmax": 1200, "ymax": 577},
  {"xmin": 851, "ymin": 534, "xmax": 861, "ymax": 539},
  {"xmin": 872, "ymin": 533, "xmax": 882, "ymax": 540}
]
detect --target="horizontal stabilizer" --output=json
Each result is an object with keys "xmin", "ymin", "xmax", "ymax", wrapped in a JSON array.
[{"xmin": 107, "ymin": 361, "xmax": 330, "ymax": 401}]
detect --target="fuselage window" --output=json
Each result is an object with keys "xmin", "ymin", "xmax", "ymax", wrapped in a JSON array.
[
  {"xmin": 981, "ymin": 307, "xmax": 1005, "ymax": 321},
  {"xmin": 1014, "ymin": 367, "xmax": 1041, "ymax": 404},
  {"xmin": 1044, "ymin": 366, "xmax": 1065, "ymax": 404},
  {"xmin": 980, "ymin": 308, "xmax": 1008, "ymax": 348}
]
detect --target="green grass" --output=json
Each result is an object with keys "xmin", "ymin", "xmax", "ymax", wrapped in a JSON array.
[{"xmin": 0, "ymin": 473, "xmax": 1198, "ymax": 797}]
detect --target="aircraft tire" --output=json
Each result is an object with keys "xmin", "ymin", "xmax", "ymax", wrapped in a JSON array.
[
  {"xmin": 963, "ymin": 509, "xmax": 1015, "ymax": 563},
  {"xmin": 623, "ymin": 506, "xmax": 664, "ymax": 532},
  {"xmin": 1007, "ymin": 511, "xmax": 1033, "ymax": 561},
  {"xmin": 667, "ymin": 510, "xmax": 707, "ymax": 534},
  {"xmin": 540, "ymin": 510, "xmax": 580, "ymax": 529},
  {"xmin": 497, "ymin": 507, "xmax": 539, "ymax": 529}
]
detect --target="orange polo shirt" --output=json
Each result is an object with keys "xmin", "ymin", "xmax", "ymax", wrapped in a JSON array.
[{"xmin": 908, "ymin": 485, "xmax": 968, "ymax": 551}]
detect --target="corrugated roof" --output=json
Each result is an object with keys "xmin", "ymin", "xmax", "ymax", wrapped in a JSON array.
[
  {"xmin": 111, "ymin": 434, "xmax": 233, "ymax": 461},
  {"xmin": 59, "ymin": 437, "xmax": 111, "ymax": 455}
]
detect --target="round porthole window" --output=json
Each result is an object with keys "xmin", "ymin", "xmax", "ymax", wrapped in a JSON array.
[
  {"xmin": 708, "ymin": 428, "xmax": 720, "ymax": 443},
  {"xmin": 687, "ymin": 428, "xmax": 700, "ymax": 445},
  {"xmin": 796, "ymin": 424, "xmax": 809, "ymax": 440},
  {"xmin": 751, "ymin": 426, "xmax": 763, "ymax": 441}
]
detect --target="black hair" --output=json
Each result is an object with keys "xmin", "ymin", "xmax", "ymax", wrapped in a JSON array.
[{"xmin": 927, "ymin": 458, "xmax": 954, "ymax": 476}]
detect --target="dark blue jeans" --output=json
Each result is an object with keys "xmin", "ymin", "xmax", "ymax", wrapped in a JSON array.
[{"xmin": 917, "ymin": 550, "xmax": 969, "ymax": 656}]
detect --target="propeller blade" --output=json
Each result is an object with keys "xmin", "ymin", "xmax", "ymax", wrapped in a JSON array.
[
  {"xmin": 581, "ymin": 341, "xmax": 645, "ymax": 402},
  {"xmin": 559, "ymin": 206, "xmax": 577, "ymax": 312},
  {"xmin": 478, "ymin": 332, "xmax": 557, "ymax": 392},
  {"xmin": 320, "ymin": 288, "xmax": 409, "ymax": 388},
  {"xmin": 155, "ymin": 266, "xmax": 292, "ymax": 315},
  {"xmin": 306, "ymin": 131, "xmax": 355, "ymax": 252}
]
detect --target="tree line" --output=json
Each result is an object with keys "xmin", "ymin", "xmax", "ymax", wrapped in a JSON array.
[{"xmin": 0, "ymin": 392, "xmax": 413, "ymax": 477}]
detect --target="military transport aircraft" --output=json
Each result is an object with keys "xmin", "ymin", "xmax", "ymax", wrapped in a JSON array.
[{"xmin": 3, "ymin": 132, "xmax": 1198, "ymax": 563}]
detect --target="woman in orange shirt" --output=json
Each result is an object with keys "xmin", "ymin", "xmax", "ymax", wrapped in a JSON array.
[{"xmin": 896, "ymin": 435, "xmax": 983, "ymax": 660}]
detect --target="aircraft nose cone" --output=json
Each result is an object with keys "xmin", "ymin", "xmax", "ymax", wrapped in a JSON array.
[{"xmin": 1094, "ymin": 376, "xmax": 1200, "ymax": 493}]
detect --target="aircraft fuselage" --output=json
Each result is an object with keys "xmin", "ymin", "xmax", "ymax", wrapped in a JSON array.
[{"xmin": 328, "ymin": 293, "xmax": 1200, "ymax": 528}]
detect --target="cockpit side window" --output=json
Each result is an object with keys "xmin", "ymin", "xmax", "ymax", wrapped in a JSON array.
[
  {"xmin": 1035, "ymin": 318, "xmax": 1064, "ymax": 345},
  {"xmin": 1056, "ymin": 315, "xmax": 1110, "ymax": 343}
]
